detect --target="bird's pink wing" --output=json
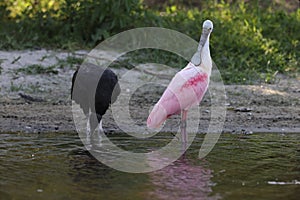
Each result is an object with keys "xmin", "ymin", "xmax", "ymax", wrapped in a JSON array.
[{"xmin": 147, "ymin": 63, "xmax": 209, "ymax": 129}]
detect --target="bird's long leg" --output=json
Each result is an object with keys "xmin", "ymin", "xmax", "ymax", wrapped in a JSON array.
[
  {"xmin": 85, "ymin": 108, "xmax": 92, "ymax": 148},
  {"xmin": 87, "ymin": 109, "xmax": 91, "ymax": 142},
  {"xmin": 181, "ymin": 110, "xmax": 188, "ymax": 151},
  {"xmin": 96, "ymin": 119, "xmax": 103, "ymax": 147}
]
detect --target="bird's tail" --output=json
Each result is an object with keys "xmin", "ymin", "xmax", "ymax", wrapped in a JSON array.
[{"xmin": 147, "ymin": 104, "xmax": 168, "ymax": 129}]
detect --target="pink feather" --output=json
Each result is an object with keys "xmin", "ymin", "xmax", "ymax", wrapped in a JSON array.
[{"xmin": 147, "ymin": 62, "xmax": 209, "ymax": 129}]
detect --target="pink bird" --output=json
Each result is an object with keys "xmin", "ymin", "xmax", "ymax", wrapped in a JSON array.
[{"xmin": 147, "ymin": 20, "xmax": 214, "ymax": 145}]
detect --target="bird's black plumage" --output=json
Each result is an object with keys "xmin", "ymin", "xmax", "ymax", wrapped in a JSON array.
[{"xmin": 71, "ymin": 63, "xmax": 120, "ymax": 133}]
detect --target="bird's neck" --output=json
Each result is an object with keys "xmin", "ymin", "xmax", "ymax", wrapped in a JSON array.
[{"xmin": 200, "ymin": 35, "xmax": 212, "ymax": 76}]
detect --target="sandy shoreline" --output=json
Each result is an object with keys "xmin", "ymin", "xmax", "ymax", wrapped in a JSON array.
[{"xmin": 0, "ymin": 50, "xmax": 299, "ymax": 134}]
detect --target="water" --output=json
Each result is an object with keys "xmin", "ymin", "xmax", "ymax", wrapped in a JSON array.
[{"xmin": 0, "ymin": 132, "xmax": 299, "ymax": 200}]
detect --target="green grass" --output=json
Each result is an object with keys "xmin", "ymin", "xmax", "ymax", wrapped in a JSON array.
[
  {"xmin": 17, "ymin": 64, "xmax": 58, "ymax": 75},
  {"xmin": 15, "ymin": 56, "xmax": 83, "ymax": 76},
  {"xmin": 0, "ymin": 59, "xmax": 3, "ymax": 75},
  {"xmin": 0, "ymin": 0, "xmax": 299, "ymax": 84},
  {"xmin": 10, "ymin": 81, "xmax": 23, "ymax": 92},
  {"xmin": 26, "ymin": 82, "xmax": 43, "ymax": 93},
  {"xmin": 110, "ymin": 49, "xmax": 187, "ymax": 69},
  {"xmin": 56, "ymin": 56, "xmax": 84, "ymax": 69},
  {"xmin": 10, "ymin": 81, "xmax": 43, "ymax": 93}
]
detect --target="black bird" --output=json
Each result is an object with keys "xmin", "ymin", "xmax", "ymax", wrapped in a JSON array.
[{"xmin": 71, "ymin": 63, "xmax": 120, "ymax": 143}]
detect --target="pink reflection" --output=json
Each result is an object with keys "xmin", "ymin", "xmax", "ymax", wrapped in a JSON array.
[{"xmin": 147, "ymin": 156, "xmax": 220, "ymax": 200}]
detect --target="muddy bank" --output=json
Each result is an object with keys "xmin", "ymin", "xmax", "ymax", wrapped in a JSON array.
[{"xmin": 0, "ymin": 50, "xmax": 299, "ymax": 134}]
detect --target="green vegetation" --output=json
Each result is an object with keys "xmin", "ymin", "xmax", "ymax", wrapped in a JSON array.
[
  {"xmin": 111, "ymin": 49, "xmax": 187, "ymax": 70},
  {"xmin": 10, "ymin": 81, "xmax": 23, "ymax": 92},
  {"xmin": 10, "ymin": 81, "xmax": 42, "ymax": 93},
  {"xmin": 15, "ymin": 56, "xmax": 83, "ymax": 75},
  {"xmin": 17, "ymin": 64, "xmax": 58, "ymax": 74},
  {"xmin": 0, "ymin": 0, "xmax": 299, "ymax": 83},
  {"xmin": 56, "ymin": 56, "xmax": 84, "ymax": 69},
  {"xmin": 0, "ymin": 59, "xmax": 3, "ymax": 75}
]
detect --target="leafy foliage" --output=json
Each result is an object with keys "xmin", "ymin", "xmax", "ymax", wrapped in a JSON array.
[
  {"xmin": 0, "ymin": 0, "xmax": 142, "ymax": 48},
  {"xmin": 158, "ymin": 2, "xmax": 299, "ymax": 83},
  {"xmin": 0, "ymin": 0, "xmax": 299, "ymax": 83}
]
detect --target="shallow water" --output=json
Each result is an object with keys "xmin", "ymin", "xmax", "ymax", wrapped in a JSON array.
[{"xmin": 0, "ymin": 132, "xmax": 299, "ymax": 200}]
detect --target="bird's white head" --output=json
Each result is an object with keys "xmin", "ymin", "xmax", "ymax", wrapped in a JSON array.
[{"xmin": 203, "ymin": 20, "xmax": 213, "ymax": 32}]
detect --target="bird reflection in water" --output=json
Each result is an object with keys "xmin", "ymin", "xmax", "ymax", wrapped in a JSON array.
[{"xmin": 147, "ymin": 156, "xmax": 221, "ymax": 200}]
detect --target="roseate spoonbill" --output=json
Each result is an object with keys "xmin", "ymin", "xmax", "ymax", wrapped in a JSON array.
[
  {"xmin": 147, "ymin": 20, "xmax": 213, "ymax": 145},
  {"xmin": 71, "ymin": 63, "xmax": 120, "ymax": 143}
]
